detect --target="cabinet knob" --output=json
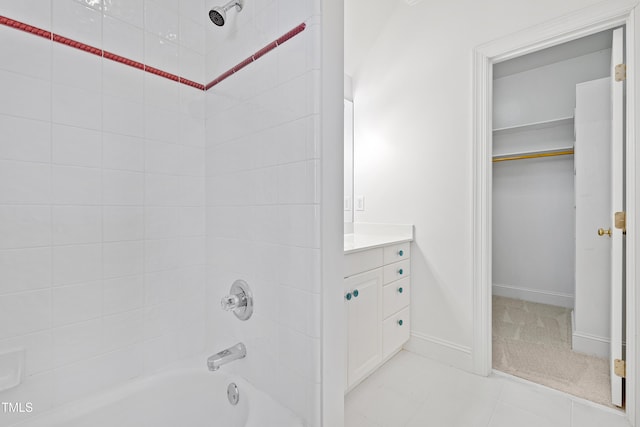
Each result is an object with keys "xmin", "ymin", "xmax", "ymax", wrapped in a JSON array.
[
  {"xmin": 353, "ymin": 289, "xmax": 359, "ymax": 298},
  {"xmin": 398, "ymin": 250, "xmax": 404, "ymax": 256},
  {"xmin": 398, "ymin": 268, "xmax": 404, "ymax": 275},
  {"xmin": 398, "ymin": 287, "xmax": 403, "ymax": 294},
  {"xmin": 345, "ymin": 292, "xmax": 352, "ymax": 301},
  {"xmin": 398, "ymin": 319, "xmax": 404, "ymax": 326}
]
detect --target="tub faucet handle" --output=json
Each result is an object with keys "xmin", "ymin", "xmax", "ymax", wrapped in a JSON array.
[
  {"xmin": 221, "ymin": 294, "xmax": 242, "ymax": 311},
  {"xmin": 220, "ymin": 280, "xmax": 253, "ymax": 321}
]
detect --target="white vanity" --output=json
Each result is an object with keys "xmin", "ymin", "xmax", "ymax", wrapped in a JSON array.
[{"xmin": 344, "ymin": 223, "xmax": 414, "ymax": 392}]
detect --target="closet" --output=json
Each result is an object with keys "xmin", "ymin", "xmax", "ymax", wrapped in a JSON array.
[{"xmin": 491, "ymin": 28, "xmax": 624, "ymax": 407}]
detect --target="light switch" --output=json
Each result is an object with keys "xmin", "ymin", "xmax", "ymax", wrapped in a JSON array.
[{"xmin": 355, "ymin": 196, "xmax": 365, "ymax": 211}]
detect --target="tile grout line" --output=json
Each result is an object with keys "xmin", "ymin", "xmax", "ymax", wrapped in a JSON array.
[
  {"xmin": 48, "ymin": 11, "xmax": 54, "ymax": 392},
  {"xmin": 99, "ymin": 9, "xmax": 106, "ymax": 364}
]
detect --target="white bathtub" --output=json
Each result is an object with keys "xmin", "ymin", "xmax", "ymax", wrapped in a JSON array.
[{"xmin": 13, "ymin": 360, "xmax": 303, "ymax": 427}]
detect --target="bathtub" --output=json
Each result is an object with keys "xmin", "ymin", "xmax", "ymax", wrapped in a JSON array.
[{"xmin": 13, "ymin": 359, "xmax": 303, "ymax": 427}]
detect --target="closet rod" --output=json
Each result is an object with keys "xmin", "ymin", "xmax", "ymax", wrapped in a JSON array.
[{"xmin": 492, "ymin": 149, "xmax": 574, "ymax": 163}]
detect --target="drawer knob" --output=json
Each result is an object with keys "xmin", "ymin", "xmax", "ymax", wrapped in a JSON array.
[
  {"xmin": 398, "ymin": 250, "xmax": 404, "ymax": 256},
  {"xmin": 398, "ymin": 287, "xmax": 403, "ymax": 294},
  {"xmin": 353, "ymin": 289, "xmax": 359, "ymax": 298},
  {"xmin": 345, "ymin": 292, "xmax": 352, "ymax": 301},
  {"xmin": 398, "ymin": 268, "xmax": 404, "ymax": 275},
  {"xmin": 398, "ymin": 319, "xmax": 404, "ymax": 326}
]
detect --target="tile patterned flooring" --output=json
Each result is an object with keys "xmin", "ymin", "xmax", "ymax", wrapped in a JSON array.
[{"xmin": 345, "ymin": 350, "xmax": 630, "ymax": 427}]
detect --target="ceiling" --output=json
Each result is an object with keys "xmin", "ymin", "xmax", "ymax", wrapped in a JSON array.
[{"xmin": 344, "ymin": 0, "xmax": 406, "ymax": 77}]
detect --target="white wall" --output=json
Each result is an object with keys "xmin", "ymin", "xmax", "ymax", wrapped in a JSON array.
[
  {"xmin": 493, "ymin": 155, "xmax": 576, "ymax": 306},
  {"xmin": 351, "ymin": 0, "xmax": 609, "ymax": 369},
  {"xmin": 204, "ymin": 1, "xmax": 324, "ymax": 424},
  {"xmin": 344, "ymin": 99, "xmax": 354, "ymax": 224},
  {"xmin": 493, "ymin": 49, "xmax": 611, "ymax": 129},
  {"xmin": 0, "ymin": 2, "xmax": 207, "ymax": 425},
  {"xmin": 491, "ymin": 49, "xmax": 610, "ymax": 308}
]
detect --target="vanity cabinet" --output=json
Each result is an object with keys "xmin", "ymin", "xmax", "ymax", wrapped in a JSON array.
[
  {"xmin": 344, "ymin": 241, "xmax": 411, "ymax": 392},
  {"xmin": 344, "ymin": 268, "xmax": 382, "ymax": 389}
]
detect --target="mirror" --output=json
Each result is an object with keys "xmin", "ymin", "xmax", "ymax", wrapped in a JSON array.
[{"xmin": 344, "ymin": 98, "xmax": 354, "ymax": 225}]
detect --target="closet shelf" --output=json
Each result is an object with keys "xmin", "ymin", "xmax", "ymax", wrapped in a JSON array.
[
  {"xmin": 493, "ymin": 116, "xmax": 574, "ymax": 135},
  {"xmin": 492, "ymin": 147, "xmax": 574, "ymax": 163}
]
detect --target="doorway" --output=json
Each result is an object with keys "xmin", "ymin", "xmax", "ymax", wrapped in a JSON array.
[
  {"xmin": 471, "ymin": 2, "xmax": 637, "ymax": 423},
  {"xmin": 490, "ymin": 28, "xmax": 619, "ymax": 407}
]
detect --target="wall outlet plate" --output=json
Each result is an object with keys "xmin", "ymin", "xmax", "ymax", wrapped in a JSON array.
[
  {"xmin": 355, "ymin": 196, "xmax": 365, "ymax": 211},
  {"xmin": 0, "ymin": 348, "xmax": 24, "ymax": 392},
  {"xmin": 344, "ymin": 197, "xmax": 352, "ymax": 211}
]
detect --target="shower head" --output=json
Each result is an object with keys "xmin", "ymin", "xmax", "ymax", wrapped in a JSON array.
[{"xmin": 209, "ymin": 0, "xmax": 244, "ymax": 27}]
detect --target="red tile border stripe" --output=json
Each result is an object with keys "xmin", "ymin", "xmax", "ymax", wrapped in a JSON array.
[
  {"xmin": 103, "ymin": 51, "xmax": 145, "ymax": 70},
  {"xmin": 253, "ymin": 41, "xmax": 278, "ymax": 61},
  {"xmin": 232, "ymin": 56, "xmax": 254, "ymax": 73},
  {"xmin": 0, "ymin": 16, "xmax": 51, "ymax": 40},
  {"xmin": 205, "ymin": 22, "xmax": 307, "ymax": 90},
  {"xmin": 0, "ymin": 15, "xmax": 307, "ymax": 92},
  {"xmin": 146, "ymin": 66, "xmax": 180, "ymax": 82},
  {"xmin": 179, "ymin": 78, "xmax": 206, "ymax": 91},
  {"xmin": 53, "ymin": 34, "xmax": 102, "ymax": 56},
  {"xmin": 276, "ymin": 23, "xmax": 306, "ymax": 46}
]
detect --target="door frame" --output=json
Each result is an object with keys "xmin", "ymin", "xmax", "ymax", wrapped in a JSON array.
[{"xmin": 471, "ymin": 0, "xmax": 638, "ymax": 422}]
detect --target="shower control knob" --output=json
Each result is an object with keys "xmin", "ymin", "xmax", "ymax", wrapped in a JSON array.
[
  {"xmin": 221, "ymin": 294, "xmax": 242, "ymax": 311},
  {"xmin": 221, "ymin": 280, "xmax": 253, "ymax": 321}
]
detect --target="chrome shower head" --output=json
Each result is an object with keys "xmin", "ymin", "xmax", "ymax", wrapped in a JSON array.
[{"xmin": 209, "ymin": 0, "xmax": 244, "ymax": 27}]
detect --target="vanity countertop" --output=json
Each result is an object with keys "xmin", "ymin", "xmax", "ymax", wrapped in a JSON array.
[{"xmin": 344, "ymin": 223, "xmax": 414, "ymax": 254}]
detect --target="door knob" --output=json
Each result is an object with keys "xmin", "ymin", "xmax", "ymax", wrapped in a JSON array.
[{"xmin": 598, "ymin": 227, "xmax": 612, "ymax": 237}]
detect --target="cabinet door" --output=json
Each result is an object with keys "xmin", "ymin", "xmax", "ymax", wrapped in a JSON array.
[
  {"xmin": 383, "ymin": 307, "xmax": 411, "ymax": 359},
  {"xmin": 345, "ymin": 268, "xmax": 382, "ymax": 389}
]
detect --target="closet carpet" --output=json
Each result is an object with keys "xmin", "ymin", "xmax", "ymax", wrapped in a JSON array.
[{"xmin": 492, "ymin": 295, "xmax": 612, "ymax": 407}]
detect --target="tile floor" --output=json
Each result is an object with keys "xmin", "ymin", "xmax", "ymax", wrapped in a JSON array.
[{"xmin": 345, "ymin": 350, "xmax": 630, "ymax": 427}]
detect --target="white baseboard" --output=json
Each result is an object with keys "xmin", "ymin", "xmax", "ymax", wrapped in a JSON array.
[
  {"xmin": 572, "ymin": 331, "xmax": 610, "ymax": 358},
  {"xmin": 404, "ymin": 331, "xmax": 473, "ymax": 372},
  {"xmin": 492, "ymin": 283, "xmax": 574, "ymax": 308}
]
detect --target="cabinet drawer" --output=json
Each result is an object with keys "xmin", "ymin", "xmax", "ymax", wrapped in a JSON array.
[
  {"xmin": 383, "ymin": 277, "xmax": 410, "ymax": 318},
  {"xmin": 344, "ymin": 248, "xmax": 384, "ymax": 278},
  {"xmin": 383, "ymin": 242, "xmax": 410, "ymax": 264},
  {"xmin": 383, "ymin": 259, "xmax": 410, "ymax": 284},
  {"xmin": 383, "ymin": 307, "xmax": 410, "ymax": 359}
]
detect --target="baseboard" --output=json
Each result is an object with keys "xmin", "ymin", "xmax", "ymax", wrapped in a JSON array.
[
  {"xmin": 492, "ymin": 283, "xmax": 574, "ymax": 308},
  {"xmin": 572, "ymin": 331, "xmax": 610, "ymax": 358},
  {"xmin": 404, "ymin": 331, "xmax": 473, "ymax": 372}
]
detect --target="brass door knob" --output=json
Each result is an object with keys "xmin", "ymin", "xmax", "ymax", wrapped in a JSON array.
[{"xmin": 598, "ymin": 228, "xmax": 612, "ymax": 237}]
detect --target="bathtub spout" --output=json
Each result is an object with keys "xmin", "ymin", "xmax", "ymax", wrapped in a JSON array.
[{"xmin": 207, "ymin": 342, "xmax": 246, "ymax": 371}]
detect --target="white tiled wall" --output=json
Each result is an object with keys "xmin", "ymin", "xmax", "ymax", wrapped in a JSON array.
[
  {"xmin": 204, "ymin": 2, "xmax": 322, "ymax": 425},
  {"xmin": 0, "ymin": 0, "xmax": 206, "ymax": 83},
  {"xmin": 0, "ymin": 2, "xmax": 206, "ymax": 425},
  {"xmin": 0, "ymin": 0, "xmax": 326, "ymax": 426}
]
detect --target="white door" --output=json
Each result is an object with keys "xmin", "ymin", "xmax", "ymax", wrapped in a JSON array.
[
  {"xmin": 610, "ymin": 26, "xmax": 625, "ymax": 408},
  {"xmin": 574, "ymin": 77, "xmax": 612, "ymax": 360},
  {"xmin": 574, "ymin": 27, "xmax": 625, "ymax": 407}
]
